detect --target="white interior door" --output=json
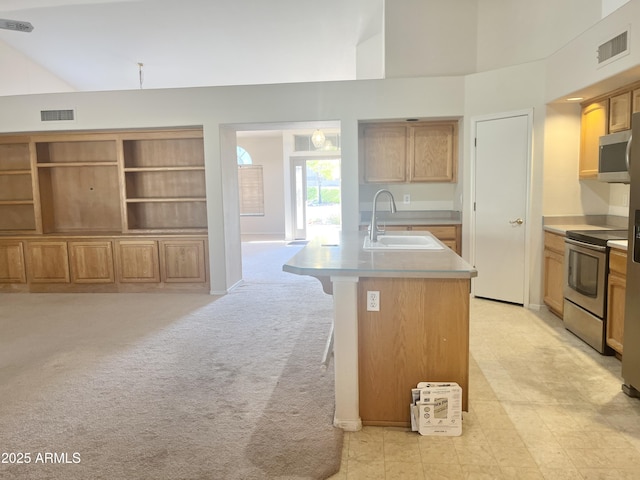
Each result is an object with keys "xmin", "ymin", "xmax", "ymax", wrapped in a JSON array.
[{"xmin": 473, "ymin": 113, "xmax": 531, "ymax": 305}]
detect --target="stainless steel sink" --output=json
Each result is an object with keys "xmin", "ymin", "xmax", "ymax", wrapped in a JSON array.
[{"xmin": 363, "ymin": 234, "xmax": 444, "ymax": 251}]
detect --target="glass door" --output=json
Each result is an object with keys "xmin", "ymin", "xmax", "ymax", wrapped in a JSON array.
[{"xmin": 292, "ymin": 159, "xmax": 307, "ymax": 239}]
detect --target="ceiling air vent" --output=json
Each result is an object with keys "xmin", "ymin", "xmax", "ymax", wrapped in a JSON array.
[
  {"xmin": 40, "ymin": 109, "xmax": 75, "ymax": 122},
  {"xmin": 598, "ymin": 30, "xmax": 629, "ymax": 66}
]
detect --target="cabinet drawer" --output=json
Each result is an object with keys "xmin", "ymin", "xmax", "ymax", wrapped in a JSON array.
[
  {"xmin": 609, "ymin": 249, "xmax": 627, "ymax": 276},
  {"xmin": 544, "ymin": 231, "xmax": 565, "ymax": 254}
]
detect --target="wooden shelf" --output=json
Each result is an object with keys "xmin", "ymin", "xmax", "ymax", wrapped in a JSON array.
[
  {"xmin": 123, "ymin": 166, "xmax": 204, "ymax": 172},
  {"xmin": 0, "ymin": 169, "xmax": 32, "ymax": 175},
  {"xmin": 37, "ymin": 161, "xmax": 118, "ymax": 168},
  {"xmin": 126, "ymin": 197, "xmax": 206, "ymax": 203}
]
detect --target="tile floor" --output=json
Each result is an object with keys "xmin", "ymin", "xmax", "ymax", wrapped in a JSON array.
[{"xmin": 328, "ymin": 298, "xmax": 640, "ymax": 479}]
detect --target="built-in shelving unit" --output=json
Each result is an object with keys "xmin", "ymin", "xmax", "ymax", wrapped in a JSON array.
[
  {"xmin": 121, "ymin": 132, "xmax": 207, "ymax": 232},
  {"xmin": 0, "ymin": 141, "xmax": 36, "ymax": 232},
  {"xmin": 0, "ymin": 127, "xmax": 209, "ymax": 293}
]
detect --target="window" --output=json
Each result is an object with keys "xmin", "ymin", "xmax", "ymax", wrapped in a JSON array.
[{"xmin": 238, "ymin": 165, "xmax": 264, "ymax": 216}]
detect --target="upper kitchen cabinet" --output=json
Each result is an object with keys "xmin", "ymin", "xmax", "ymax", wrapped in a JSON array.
[
  {"xmin": 579, "ymin": 99, "xmax": 608, "ymax": 179},
  {"xmin": 361, "ymin": 124, "xmax": 407, "ymax": 182},
  {"xmin": 609, "ymin": 92, "xmax": 632, "ymax": 133},
  {"xmin": 361, "ymin": 121, "xmax": 458, "ymax": 183}
]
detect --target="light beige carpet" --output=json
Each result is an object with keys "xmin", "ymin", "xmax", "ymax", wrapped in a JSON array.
[{"xmin": 0, "ymin": 241, "xmax": 342, "ymax": 479}]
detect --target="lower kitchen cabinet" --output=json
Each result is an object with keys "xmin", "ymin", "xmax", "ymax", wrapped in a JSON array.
[
  {"xmin": 0, "ymin": 241, "xmax": 26, "ymax": 283},
  {"xmin": 543, "ymin": 231, "xmax": 565, "ymax": 318},
  {"xmin": 607, "ymin": 248, "xmax": 627, "ymax": 355}
]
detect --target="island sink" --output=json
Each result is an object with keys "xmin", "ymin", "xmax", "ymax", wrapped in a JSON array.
[{"xmin": 363, "ymin": 234, "xmax": 444, "ymax": 250}]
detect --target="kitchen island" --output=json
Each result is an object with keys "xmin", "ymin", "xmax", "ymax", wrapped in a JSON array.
[{"xmin": 283, "ymin": 230, "xmax": 477, "ymax": 431}]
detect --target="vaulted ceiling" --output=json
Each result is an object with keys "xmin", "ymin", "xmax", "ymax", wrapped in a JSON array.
[{"xmin": 0, "ymin": 0, "xmax": 383, "ymax": 91}]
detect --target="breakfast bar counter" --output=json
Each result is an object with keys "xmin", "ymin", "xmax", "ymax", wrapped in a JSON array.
[{"xmin": 283, "ymin": 231, "xmax": 477, "ymax": 430}]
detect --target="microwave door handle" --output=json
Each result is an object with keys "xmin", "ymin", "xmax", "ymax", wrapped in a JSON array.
[{"xmin": 626, "ymin": 133, "xmax": 632, "ymax": 173}]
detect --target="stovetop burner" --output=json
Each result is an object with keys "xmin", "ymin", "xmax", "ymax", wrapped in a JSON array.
[{"xmin": 566, "ymin": 229, "xmax": 628, "ymax": 247}]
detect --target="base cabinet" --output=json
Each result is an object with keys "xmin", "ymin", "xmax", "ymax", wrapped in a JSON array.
[
  {"xmin": 607, "ymin": 249, "xmax": 627, "ymax": 355},
  {"xmin": 160, "ymin": 240, "xmax": 206, "ymax": 283},
  {"xmin": 358, "ymin": 277, "xmax": 469, "ymax": 426},
  {"xmin": 0, "ymin": 241, "xmax": 26, "ymax": 283},
  {"xmin": 26, "ymin": 241, "xmax": 70, "ymax": 283},
  {"xmin": 69, "ymin": 241, "xmax": 115, "ymax": 284},
  {"xmin": 116, "ymin": 240, "xmax": 161, "ymax": 283},
  {"xmin": 0, "ymin": 235, "xmax": 208, "ymax": 292},
  {"xmin": 543, "ymin": 231, "xmax": 565, "ymax": 318}
]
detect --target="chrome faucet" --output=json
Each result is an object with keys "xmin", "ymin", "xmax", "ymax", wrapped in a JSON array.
[{"xmin": 369, "ymin": 189, "xmax": 397, "ymax": 242}]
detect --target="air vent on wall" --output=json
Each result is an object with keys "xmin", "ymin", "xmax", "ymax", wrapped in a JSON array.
[
  {"xmin": 598, "ymin": 30, "xmax": 629, "ymax": 66},
  {"xmin": 40, "ymin": 109, "xmax": 75, "ymax": 122}
]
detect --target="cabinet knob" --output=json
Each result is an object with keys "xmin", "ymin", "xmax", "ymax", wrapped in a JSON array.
[{"xmin": 509, "ymin": 218, "xmax": 524, "ymax": 225}]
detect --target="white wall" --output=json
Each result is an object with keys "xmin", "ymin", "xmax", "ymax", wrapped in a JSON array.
[
  {"xmin": 476, "ymin": 0, "xmax": 601, "ymax": 73},
  {"xmin": 237, "ymin": 134, "xmax": 286, "ymax": 236},
  {"xmin": 0, "ymin": 41, "xmax": 75, "ymax": 95},
  {"xmin": 384, "ymin": 0, "xmax": 478, "ymax": 77},
  {"xmin": 542, "ymin": 103, "xmax": 611, "ymax": 216}
]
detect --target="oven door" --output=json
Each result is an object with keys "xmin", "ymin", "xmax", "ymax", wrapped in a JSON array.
[{"xmin": 564, "ymin": 238, "xmax": 607, "ymax": 318}]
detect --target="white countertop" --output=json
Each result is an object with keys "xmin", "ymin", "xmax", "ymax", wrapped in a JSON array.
[{"xmin": 283, "ymin": 230, "xmax": 477, "ymax": 279}]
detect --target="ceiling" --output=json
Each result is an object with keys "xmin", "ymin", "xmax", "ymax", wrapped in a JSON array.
[{"xmin": 0, "ymin": 0, "xmax": 383, "ymax": 92}]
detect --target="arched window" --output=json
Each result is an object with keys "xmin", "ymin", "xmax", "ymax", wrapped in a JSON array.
[{"xmin": 237, "ymin": 146, "xmax": 253, "ymax": 164}]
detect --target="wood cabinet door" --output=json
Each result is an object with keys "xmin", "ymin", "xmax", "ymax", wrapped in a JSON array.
[
  {"xmin": 609, "ymin": 92, "xmax": 631, "ymax": 133},
  {"xmin": 69, "ymin": 241, "xmax": 115, "ymax": 283},
  {"xmin": 362, "ymin": 125, "xmax": 407, "ymax": 183},
  {"xmin": 26, "ymin": 241, "xmax": 70, "ymax": 283},
  {"xmin": 607, "ymin": 272, "xmax": 626, "ymax": 354},
  {"xmin": 160, "ymin": 239, "xmax": 206, "ymax": 283},
  {"xmin": 633, "ymin": 88, "xmax": 640, "ymax": 114},
  {"xmin": 115, "ymin": 240, "xmax": 160, "ymax": 283},
  {"xmin": 0, "ymin": 241, "xmax": 26, "ymax": 283},
  {"xmin": 410, "ymin": 123, "xmax": 457, "ymax": 182},
  {"xmin": 580, "ymin": 100, "xmax": 608, "ymax": 179},
  {"xmin": 543, "ymin": 248, "xmax": 564, "ymax": 317}
]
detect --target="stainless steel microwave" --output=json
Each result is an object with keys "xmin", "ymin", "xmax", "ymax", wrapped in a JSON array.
[{"xmin": 598, "ymin": 130, "xmax": 631, "ymax": 183}]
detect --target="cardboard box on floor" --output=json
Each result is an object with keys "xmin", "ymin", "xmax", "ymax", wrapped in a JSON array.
[{"xmin": 410, "ymin": 382, "xmax": 462, "ymax": 436}]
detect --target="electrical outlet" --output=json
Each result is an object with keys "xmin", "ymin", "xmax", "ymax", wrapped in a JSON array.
[
  {"xmin": 403, "ymin": 194, "xmax": 410, "ymax": 204},
  {"xmin": 367, "ymin": 291, "xmax": 380, "ymax": 311}
]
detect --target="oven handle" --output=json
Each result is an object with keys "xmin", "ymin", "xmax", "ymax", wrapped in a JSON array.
[{"xmin": 564, "ymin": 238, "xmax": 607, "ymax": 252}]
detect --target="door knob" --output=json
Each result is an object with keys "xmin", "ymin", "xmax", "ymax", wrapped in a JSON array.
[{"xmin": 509, "ymin": 218, "xmax": 524, "ymax": 225}]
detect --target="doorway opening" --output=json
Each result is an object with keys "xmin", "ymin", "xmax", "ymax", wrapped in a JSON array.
[
  {"xmin": 234, "ymin": 122, "xmax": 341, "ymax": 244},
  {"xmin": 292, "ymin": 157, "xmax": 342, "ymax": 240}
]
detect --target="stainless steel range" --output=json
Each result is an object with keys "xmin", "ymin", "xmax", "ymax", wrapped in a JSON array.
[{"xmin": 563, "ymin": 228, "xmax": 628, "ymax": 354}]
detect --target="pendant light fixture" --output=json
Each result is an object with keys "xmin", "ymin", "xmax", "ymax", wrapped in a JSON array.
[{"xmin": 311, "ymin": 129, "xmax": 326, "ymax": 149}]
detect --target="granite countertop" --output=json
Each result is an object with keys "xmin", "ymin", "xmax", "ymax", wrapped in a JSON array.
[{"xmin": 282, "ymin": 230, "xmax": 477, "ymax": 279}]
